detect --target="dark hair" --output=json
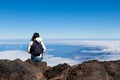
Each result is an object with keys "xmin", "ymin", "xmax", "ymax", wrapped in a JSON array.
[{"xmin": 31, "ymin": 32, "xmax": 40, "ymax": 41}]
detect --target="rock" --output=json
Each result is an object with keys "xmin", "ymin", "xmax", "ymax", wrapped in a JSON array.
[
  {"xmin": 1, "ymin": 58, "xmax": 120, "ymax": 80},
  {"xmin": 25, "ymin": 59, "xmax": 49, "ymax": 72},
  {"xmin": 0, "ymin": 59, "xmax": 46, "ymax": 80},
  {"xmin": 43, "ymin": 60, "xmax": 120, "ymax": 80},
  {"xmin": 43, "ymin": 63, "xmax": 70, "ymax": 80}
]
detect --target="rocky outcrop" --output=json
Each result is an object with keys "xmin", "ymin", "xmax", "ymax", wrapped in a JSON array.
[
  {"xmin": 0, "ymin": 59, "xmax": 120, "ymax": 80},
  {"xmin": 43, "ymin": 60, "xmax": 120, "ymax": 80},
  {"xmin": 0, "ymin": 59, "xmax": 47, "ymax": 80},
  {"xmin": 43, "ymin": 63, "xmax": 71, "ymax": 80}
]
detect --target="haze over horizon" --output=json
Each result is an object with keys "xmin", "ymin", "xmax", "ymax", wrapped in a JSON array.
[{"xmin": 0, "ymin": 0, "xmax": 120, "ymax": 39}]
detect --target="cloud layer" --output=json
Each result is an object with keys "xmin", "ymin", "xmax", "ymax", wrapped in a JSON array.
[
  {"xmin": 46, "ymin": 40, "xmax": 120, "ymax": 53},
  {"xmin": 0, "ymin": 40, "xmax": 120, "ymax": 66},
  {"xmin": 0, "ymin": 50, "xmax": 79, "ymax": 66},
  {"xmin": 46, "ymin": 40, "xmax": 120, "ymax": 61}
]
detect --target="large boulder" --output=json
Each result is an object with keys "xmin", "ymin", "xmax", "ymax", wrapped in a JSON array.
[
  {"xmin": 0, "ymin": 59, "xmax": 46, "ymax": 80},
  {"xmin": 43, "ymin": 60, "xmax": 120, "ymax": 80},
  {"xmin": 43, "ymin": 63, "xmax": 70, "ymax": 80}
]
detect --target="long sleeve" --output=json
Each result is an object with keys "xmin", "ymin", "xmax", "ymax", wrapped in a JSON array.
[
  {"xmin": 41, "ymin": 41, "xmax": 46, "ymax": 52},
  {"xmin": 27, "ymin": 41, "xmax": 33, "ymax": 53}
]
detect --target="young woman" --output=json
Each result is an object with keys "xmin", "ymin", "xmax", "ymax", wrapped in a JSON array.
[{"xmin": 28, "ymin": 32, "xmax": 46, "ymax": 62}]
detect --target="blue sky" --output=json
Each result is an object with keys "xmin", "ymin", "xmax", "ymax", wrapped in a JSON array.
[{"xmin": 0, "ymin": 0, "xmax": 120, "ymax": 39}]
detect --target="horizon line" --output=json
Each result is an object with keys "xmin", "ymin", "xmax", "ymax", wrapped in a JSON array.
[{"xmin": 0, "ymin": 38, "xmax": 120, "ymax": 40}]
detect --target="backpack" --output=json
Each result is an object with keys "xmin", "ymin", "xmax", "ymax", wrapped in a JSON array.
[{"xmin": 30, "ymin": 40, "xmax": 44, "ymax": 56}]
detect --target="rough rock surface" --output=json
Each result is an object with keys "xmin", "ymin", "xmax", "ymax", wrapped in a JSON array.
[
  {"xmin": 0, "ymin": 59, "xmax": 120, "ymax": 80},
  {"xmin": 0, "ymin": 59, "xmax": 47, "ymax": 80},
  {"xmin": 43, "ymin": 60, "xmax": 120, "ymax": 80}
]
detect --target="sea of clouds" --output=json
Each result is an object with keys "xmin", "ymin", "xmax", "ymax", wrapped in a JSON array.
[
  {"xmin": 0, "ymin": 40, "xmax": 120, "ymax": 66},
  {"xmin": 0, "ymin": 50, "xmax": 78, "ymax": 66}
]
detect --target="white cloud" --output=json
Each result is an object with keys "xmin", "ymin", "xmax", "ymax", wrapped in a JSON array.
[
  {"xmin": 98, "ymin": 52, "xmax": 120, "ymax": 61},
  {"xmin": 43, "ymin": 54, "xmax": 79, "ymax": 66},
  {"xmin": 46, "ymin": 40, "xmax": 120, "ymax": 53},
  {"xmin": 0, "ymin": 50, "xmax": 79, "ymax": 67},
  {"xmin": 46, "ymin": 40, "xmax": 120, "ymax": 62},
  {"xmin": 81, "ymin": 50, "xmax": 104, "ymax": 53},
  {"xmin": 1, "ymin": 40, "xmax": 120, "ymax": 66},
  {"xmin": 0, "ymin": 50, "xmax": 30, "ymax": 61},
  {"xmin": 47, "ymin": 49, "xmax": 55, "ymax": 51}
]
